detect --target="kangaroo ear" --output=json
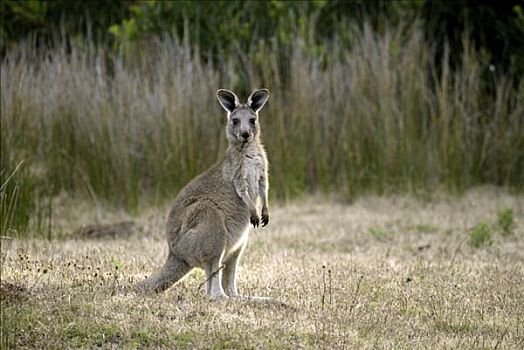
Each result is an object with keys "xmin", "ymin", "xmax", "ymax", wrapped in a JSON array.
[
  {"xmin": 247, "ymin": 89, "xmax": 269, "ymax": 113},
  {"xmin": 217, "ymin": 89, "xmax": 239, "ymax": 113}
]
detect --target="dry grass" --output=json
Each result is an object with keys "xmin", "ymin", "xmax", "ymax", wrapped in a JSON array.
[
  {"xmin": 2, "ymin": 22, "xmax": 523, "ymax": 226},
  {"xmin": 1, "ymin": 187, "xmax": 523, "ymax": 349}
]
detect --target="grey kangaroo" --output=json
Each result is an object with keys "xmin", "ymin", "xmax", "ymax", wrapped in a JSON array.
[{"xmin": 138, "ymin": 89, "xmax": 270, "ymax": 300}]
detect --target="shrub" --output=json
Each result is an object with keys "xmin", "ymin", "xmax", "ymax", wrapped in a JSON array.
[
  {"xmin": 469, "ymin": 222, "xmax": 493, "ymax": 248},
  {"xmin": 497, "ymin": 208, "xmax": 515, "ymax": 237}
]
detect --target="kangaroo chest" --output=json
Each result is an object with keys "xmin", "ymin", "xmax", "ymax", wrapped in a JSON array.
[{"xmin": 242, "ymin": 153, "xmax": 265, "ymax": 199}]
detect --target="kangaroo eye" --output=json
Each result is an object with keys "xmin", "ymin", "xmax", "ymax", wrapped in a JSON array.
[
  {"xmin": 249, "ymin": 118, "xmax": 256, "ymax": 125},
  {"xmin": 232, "ymin": 118, "xmax": 239, "ymax": 125}
]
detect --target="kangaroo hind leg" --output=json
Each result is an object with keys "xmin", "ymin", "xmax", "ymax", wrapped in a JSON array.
[
  {"xmin": 204, "ymin": 252, "xmax": 228, "ymax": 300},
  {"xmin": 221, "ymin": 242, "xmax": 246, "ymax": 297}
]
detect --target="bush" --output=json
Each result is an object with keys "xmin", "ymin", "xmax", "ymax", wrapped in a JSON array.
[
  {"xmin": 497, "ymin": 208, "xmax": 516, "ymax": 237},
  {"xmin": 469, "ymin": 222, "xmax": 493, "ymax": 248}
]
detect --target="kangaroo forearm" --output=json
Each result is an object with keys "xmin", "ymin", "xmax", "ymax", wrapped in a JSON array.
[
  {"xmin": 259, "ymin": 178, "xmax": 270, "ymax": 226},
  {"xmin": 234, "ymin": 183, "xmax": 258, "ymax": 212},
  {"xmin": 259, "ymin": 179, "xmax": 269, "ymax": 209},
  {"xmin": 241, "ymin": 192, "xmax": 257, "ymax": 212}
]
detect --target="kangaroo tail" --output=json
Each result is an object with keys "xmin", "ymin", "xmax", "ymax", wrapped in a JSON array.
[{"xmin": 136, "ymin": 254, "xmax": 192, "ymax": 293}]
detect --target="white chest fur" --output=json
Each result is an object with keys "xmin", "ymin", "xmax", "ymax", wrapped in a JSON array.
[{"xmin": 242, "ymin": 153, "xmax": 264, "ymax": 201}]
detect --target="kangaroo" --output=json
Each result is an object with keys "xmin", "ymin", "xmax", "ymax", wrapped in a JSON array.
[{"xmin": 138, "ymin": 89, "xmax": 270, "ymax": 300}]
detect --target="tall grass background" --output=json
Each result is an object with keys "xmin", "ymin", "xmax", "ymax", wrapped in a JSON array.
[{"xmin": 1, "ymin": 21, "xmax": 523, "ymax": 237}]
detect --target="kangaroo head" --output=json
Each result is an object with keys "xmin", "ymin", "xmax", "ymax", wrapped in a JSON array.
[{"xmin": 217, "ymin": 89, "xmax": 269, "ymax": 146}]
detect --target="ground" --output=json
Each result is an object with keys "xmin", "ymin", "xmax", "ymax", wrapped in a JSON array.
[{"xmin": 1, "ymin": 187, "xmax": 523, "ymax": 349}]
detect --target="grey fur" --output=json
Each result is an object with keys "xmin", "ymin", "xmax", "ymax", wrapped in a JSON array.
[{"xmin": 138, "ymin": 89, "xmax": 270, "ymax": 300}]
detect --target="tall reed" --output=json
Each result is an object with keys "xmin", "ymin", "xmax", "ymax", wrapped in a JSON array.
[{"xmin": 1, "ymin": 22, "xmax": 522, "ymax": 234}]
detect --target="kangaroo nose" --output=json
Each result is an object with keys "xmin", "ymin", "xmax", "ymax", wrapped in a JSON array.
[{"xmin": 241, "ymin": 132, "xmax": 250, "ymax": 140}]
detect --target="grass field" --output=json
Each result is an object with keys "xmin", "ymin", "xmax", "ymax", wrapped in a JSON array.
[{"xmin": 1, "ymin": 186, "xmax": 523, "ymax": 349}]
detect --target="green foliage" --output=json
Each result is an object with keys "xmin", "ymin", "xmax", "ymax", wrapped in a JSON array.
[
  {"xmin": 469, "ymin": 222, "xmax": 493, "ymax": 248},
  {"xmin": 497, "ymin": 208, "xmax": 516, "ymax": 237},
  {"xmin": 109, "ymin": 256, "xmax": 123, "ymax": 271},
  {"xmin": 0, "ymin": 0, "xmax": 132, "ymax": 51},
  {"xmin": 514, "ymin": 5, "xmax": 524, "ymax": 31},
  {"xmin": 3, "ymin": 1, "xmax": 523, "ymax": 77},
  {"xmin": 109, "ymin": 1, "xmax": 344, "ymax": 53},
  {"xmin": 422, "ymin": 1, "xmax": 524, "ymax": 77}
]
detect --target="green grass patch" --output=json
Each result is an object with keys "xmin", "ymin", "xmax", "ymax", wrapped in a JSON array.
[
  {"xmin": 404, "ymin": 224, "xmax": 439, "ymax": 234},
  {"xmin": 369, "ymin": 227, "xmax": 393, "ymax": 241},
  {"xmin": 1, "ymin": 298, "xmax": 174, "ymax": 349},
  {"xmin": 469, "ymin": 222, "xmax": 493, "ymax": 248},
  {"xmin": 497, "ymin": 208, "xmax": 516, "ymax": 237}
]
